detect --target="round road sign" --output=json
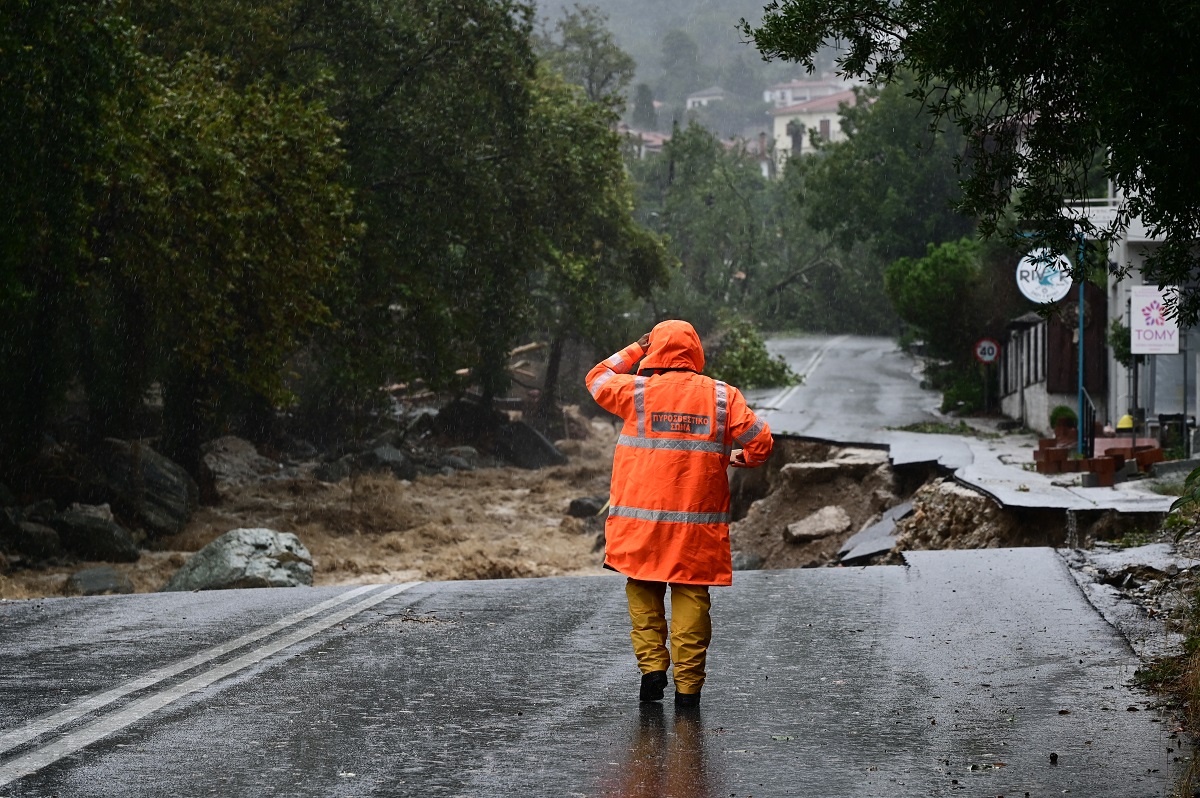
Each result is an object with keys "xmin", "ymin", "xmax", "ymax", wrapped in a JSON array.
[
  {"xmin": 1016, "ymin": 248, "xmax": 1072, "ymax": 303},
  {"xmin": 974, "ymin": 338, "xmax": 1000, "ymax": 364}
]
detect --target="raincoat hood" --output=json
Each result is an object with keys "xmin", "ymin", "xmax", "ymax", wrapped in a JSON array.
[{"xmin": 639, "ymin": 319, "xmax": 704, "ymax": 373}]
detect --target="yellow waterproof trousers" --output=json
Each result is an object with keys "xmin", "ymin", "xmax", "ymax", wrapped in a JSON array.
[{"xmin": 625, "ymin": 578, "xmax": 712, "ymax": 694}]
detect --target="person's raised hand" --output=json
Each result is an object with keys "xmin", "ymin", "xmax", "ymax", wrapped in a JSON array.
[
  {"xmin": 730, "ymin": 449, "xmax": 748, "ymax": 468},
  {"xmin": 637, "ymin": 333, "xmax": 650, "ymax": 349}
]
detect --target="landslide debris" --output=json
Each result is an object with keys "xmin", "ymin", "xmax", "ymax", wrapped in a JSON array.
[{"xmin": 729, "ymin": 440, "xmax": 899, "ymax": 569}]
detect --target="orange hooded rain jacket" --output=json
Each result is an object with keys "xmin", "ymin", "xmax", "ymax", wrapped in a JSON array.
[{"xmin": 586, "ymin": 320, "xmax": 774, "ymax": 586}]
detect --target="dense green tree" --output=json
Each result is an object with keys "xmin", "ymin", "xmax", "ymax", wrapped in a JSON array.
[
  {"xmin": 656, "ymin": 29, "xmax": 707, "ymax": 104},
  {"xmin": 630, "ymin": 83, "xmax": 658, "ymax": 130},
  {"xmin": 90, "ymin": 55, "xmax": 357, "ymax": 469},
  {"xmin": 885, "ymin": 238, "xmax": 986, "ymax": 364},
  {"xmin": 525, "ymin": 71, "xmax": 672, "ymax": 421},
  {"xmin": 627, "ymin": 122, "xmax": 894, "ymax": 336},
  {"xmin": 536, "ymin": 4, "xmax": 636, "ymax": 107},
  {"xmin": 742, "ymin": 0, "xmax": 1200, "ymax": 322},
  {"xmin": 798, "ymin": 78, "xmax": 975, "ymax": 262},
  {"xmin": 0, "ymin": 1, "xmax": 141, "ymax": 467}
]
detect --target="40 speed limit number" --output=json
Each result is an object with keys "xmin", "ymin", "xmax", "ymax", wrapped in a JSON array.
[{"xmin": 974, "ymin": 338, "xmax": 1000, "ymax": 364}]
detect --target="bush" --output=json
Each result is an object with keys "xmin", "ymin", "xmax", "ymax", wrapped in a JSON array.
[
  {"xmin": 706, "ymin": 318, "xmax": 800, "ymax": 389},
  {"xmin": 1050, "ymin": 405, "xmax": 1078, "ymax": 428},
  {"xmin": 938, "ymin": 369, "xmax": 984, "ymax": 414}
]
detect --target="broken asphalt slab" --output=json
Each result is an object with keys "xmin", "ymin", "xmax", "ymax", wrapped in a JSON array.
[
  {"xmin": 0, "ymin": 548, "xmax": 1178, "ymax": 796},
  {"xmin": 838, "ymin": 500, "xmax": 913, "ymax": 564}
]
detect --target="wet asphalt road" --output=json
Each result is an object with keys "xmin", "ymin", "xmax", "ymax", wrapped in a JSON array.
[
  {"xmin": 0, "ymin": 548, "xmax": 1177, "ymax": 796},
  {"xmin": 750, "ymin": 335, "xmax": 944, "ymax": 442}
]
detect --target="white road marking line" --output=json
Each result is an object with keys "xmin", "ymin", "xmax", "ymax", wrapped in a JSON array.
[
  {"xmin": 0, "ymin": 581, "xmax": 421, "ymax": 788},
  {"xmin": 0, "ymin": 584, "xmax": 383, "ymax": 757},
  {"xmin": 762, "ymin": 335, "xmax": 848, "ymax": 410}
]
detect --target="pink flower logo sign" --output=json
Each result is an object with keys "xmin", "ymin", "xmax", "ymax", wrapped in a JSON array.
[
  {"xmin": 1131, "ymin": 285, "xmax": 1179, "ymax": 355},
  {"xmin": 1142, "ymin": 299, "xmax": 1166, "ymax": 326}
]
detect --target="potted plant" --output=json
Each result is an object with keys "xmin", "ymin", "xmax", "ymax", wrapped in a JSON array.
[{"xmin": 1050, "ymin": 405, "xmax": 1078, "ymax": 443}]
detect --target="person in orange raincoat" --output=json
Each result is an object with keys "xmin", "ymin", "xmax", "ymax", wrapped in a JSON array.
[{"xmin": 586, "ymin": 319, "xmax": 774, "ymax": 708}]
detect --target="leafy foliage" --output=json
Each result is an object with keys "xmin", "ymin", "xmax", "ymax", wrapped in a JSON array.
[
  {"xmin": 627, "ymin": 121, "xmax": 897, "ymax": 336},
  {"xmin": 1049, "ymin": 405, "xmax": 1078, "ymax": 428},
  {"xmin": 706, "ymin": 318, "xmax": 799, "ymax": 390},
  {"xmin": 535, "ymin": 4, "xmax": 635, "ymax": 107},
  {"xmin": 884, "ymin": 238, "xmax": 986, "ymax": 364},
  {"xmin": 799, "ymin": 78, "xmax": 975, "ymax": 261},
  {"xmin": 0, "ymin": 1, "xmax": 141, "ymax": 462},
  {"xmin": 741, "ymin": 0, "xmax": 1200, "ymax": 322},
  {"xmin": 1, "ymin": 0, "xmax": 672, "ymax": 474}
]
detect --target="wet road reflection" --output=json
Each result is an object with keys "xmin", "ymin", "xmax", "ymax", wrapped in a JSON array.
[{"xmin": 606, "ymin": 703, "xmax": 716, "ymax": 798}]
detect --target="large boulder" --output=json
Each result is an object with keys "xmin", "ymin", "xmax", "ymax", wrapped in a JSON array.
[
  {"xmin": 84, "ymin": 439, "xmax": 198, "ymax": 536},
  {"xmin": 201, "ymin": 436, "xmax": 282, "ymax": 496},
  {"xmin": 357, "ymin": 444, "xmax": 417, "ymax": 481},
  {"xmin": 65, "ymin": 565, "xmax": 134, "ymax": 596},
  {"xmin": 313, "ymin": 455, "xmax": 355, "ymax": 483},
  {"xmin": 50, "ymin": 506, "xmax": 140, "ymax": 562},
  {"xmin": 567, "ymin": 496, "xmax": 608, "ymax": 518},
  {"xmin": 3, "ymin": 520, "xmax": 64, "ymax": 561},
  {"xmin": 494, "ymin": 421, "xmax": 568, "ymax": 469},
  {"xmin": 162, "ymin": 528, "xmax": 312, "ymax": 591}
]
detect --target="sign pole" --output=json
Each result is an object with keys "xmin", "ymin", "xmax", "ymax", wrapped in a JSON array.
[{"xmin": 1077, "ymin": 233, "xmax": 1086, "ymax": 456}]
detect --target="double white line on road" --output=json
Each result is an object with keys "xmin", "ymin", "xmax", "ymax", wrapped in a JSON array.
[{"xmin": 0, "ymin": 582, "xmax": 421, "ymax": 789}]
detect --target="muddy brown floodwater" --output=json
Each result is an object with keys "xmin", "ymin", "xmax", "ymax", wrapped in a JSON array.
[{"xmin": 0, "ymin": 424, "xmax": 620, "ymax": 600}]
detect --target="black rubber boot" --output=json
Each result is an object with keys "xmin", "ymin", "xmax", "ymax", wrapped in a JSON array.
[
  {"xmin": 639, "ymin": 670, "xmax": 668, "ymax": 702},
  {"xmin": 674, "ymin": 690, "xmax": 701, "ymax": 709}
]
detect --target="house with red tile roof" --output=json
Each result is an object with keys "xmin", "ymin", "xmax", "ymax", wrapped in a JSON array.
[{"xmin": 769, "ymin": 88, "xmax": 857, "ymax": 161}]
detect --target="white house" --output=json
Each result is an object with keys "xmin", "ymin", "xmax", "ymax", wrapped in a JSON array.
[
  {"xmin": 762, "ymin": 78, "xmax": 849, "ymax": 108},
  {"xmin": 769, "ymin": 88, "xmax": 857, "ymax": 161},
  {"xmin": 1094, "ymin": 199, "xmax": 1197, "ymax": 443},
  {"xmin": 685, "ymin": 86, "xmax": 727, "ymax": 110}
]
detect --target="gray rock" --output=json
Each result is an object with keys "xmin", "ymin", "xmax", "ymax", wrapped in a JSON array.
[
  {"xmin": 731, "ymin": 550, "xmax": 764, "ymax": 571},
  {"xmin": 831, "ymin": 447, "xmax": 891, "ymax": 476},
  {"xmin": 440, "ymin": 455, "xmax": 473, "ymax": 471},
  {"xmin": 444, "ymin": 445, "xmax": 480, "ymax": 468},
  {"xmin": 162, "ymin": 528, "xmax": 312, "ymax": 591},
  {"xmin": 5, "ymin": 521, "xmax": 64, "ymax": 560},
  {"xmin": 23, "ymin": 499, "xmax": 58, "ymax": 523},
  {"xmin": 50, "ymin": 510, "xmax": 140, "ymax": 562},
  {"xmin": 66, "ymin": 502, "xmax": 115, "ymax": 521},
  {"xmin": 494, "ymin": 421, "xmax": 568, "ymax": 469},
  {"xmin": 65, "ymin": 566, "xmax": 134, "ymax": 596},
  {"xmin": 784, "ymin": 506, "xmax": 852, "ymax": 544},
  {"xmin": 201, "ymin": 436, "xmax": 282, "ymax": 494},
  {"xmin": 0, "ymin": 506, "xmax": 20, "ymax": 537},
  {"xmin": 0, "ymin": 481, "xmax": 15, "ymax": 505},
  {"xmin": 779, "ymin": 462, "xmax": 843, "ymax": 486},
  {"xmin": 568, "ymin": 496, "xmax": 608, "ymax": 518},
  {"xmin": 405, "ymin": 407, "xmax": 439, "ymax": 440},
  {"xmin": 84, "ymin": 439, "xmax": 198, "ymax": 536},
  {"xmin": 314, "ymin": 455, "xmax": 355, "ymax": 483},
  {"xmin": 358, "ymin": 444, "xmax": 417, "ymax": 481},
  {"xmin": 282, "ymin": 437, "xmax": 319, "ymax": 461}
]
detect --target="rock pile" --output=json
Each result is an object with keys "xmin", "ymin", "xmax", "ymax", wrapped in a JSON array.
[{"xmin": 892, "ymin": 478, "xmax": 1020, "ymax": 551}]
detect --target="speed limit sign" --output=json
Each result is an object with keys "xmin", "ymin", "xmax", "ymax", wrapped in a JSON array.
[{"xmin": 974, "ymin": 338, "xmax": 1000, "ymax": 364}]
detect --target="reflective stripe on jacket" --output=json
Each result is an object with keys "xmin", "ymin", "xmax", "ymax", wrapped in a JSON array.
[{"xmin": 586, "ymin": 320, "xmax": 773, "ymax": 585}]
